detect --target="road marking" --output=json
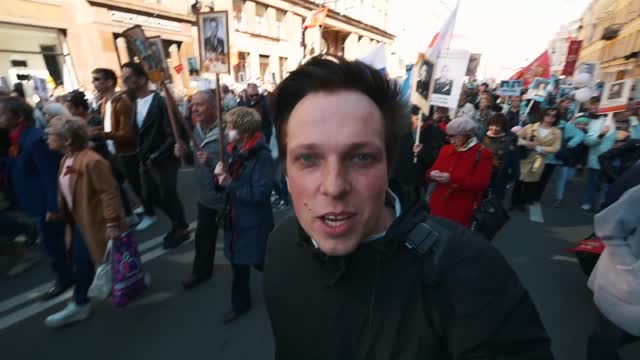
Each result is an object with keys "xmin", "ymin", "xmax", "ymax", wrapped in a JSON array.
[
  {"xmin": 0, "ymin": 221, "xmax": 198, "ymax": 330},
  {"xmin": 529, "ymin": 203, "xmax": 544, "ymax": 223},
  {"xmin": 551, "ymin": 255, "xmax": 579, "ymax": 263}
]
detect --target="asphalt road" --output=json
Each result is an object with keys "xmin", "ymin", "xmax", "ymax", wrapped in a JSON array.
[{"xmin": 1, "ymin": 167, "xmax": 639, "ymax": 360}]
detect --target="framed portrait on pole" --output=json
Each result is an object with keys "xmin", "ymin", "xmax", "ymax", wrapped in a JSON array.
[
  {"xmin": 198, "ymin": 11, "xmax": 231, "ymax": 74},
  {"xmin": 122, "ymin": 25, "xmax": 162, "ymax": 82},
  {"xmin": 410, "ymin": 53, "xmax": 435, "ymax": 114}
]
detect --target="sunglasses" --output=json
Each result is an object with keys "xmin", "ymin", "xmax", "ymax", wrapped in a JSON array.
[
  {"xmin": 544, "ymin": 113, "xmax": 557, "ymax": 118},
  {"xmin": 92, "ymin": 77, "xmax": 103, "ymax": 82}
]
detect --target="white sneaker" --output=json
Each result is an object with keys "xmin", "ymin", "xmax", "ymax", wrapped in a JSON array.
[
  {"xmin": 126, "ymin": 215, "xmax": 140, "ymax": 227},
  {"xmin": 581, "ymin": 204, "xmax": 592, "ymax": 211},
  {"xmin": 45, "ymin": 302, "xmax": 90, "ymax": 328},
  {"xmin": 133, "ymin": 206, "xmax": 145, "ymax": 216},
  {"xmin": 135, "ymin": 216, "xmax": 157, "ymax": 231}
]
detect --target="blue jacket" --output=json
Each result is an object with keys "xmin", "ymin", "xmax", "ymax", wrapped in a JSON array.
[
  {"xmin": 546, "ymin": 121, "xmax": 585, "ymax": 165},
  {"xmin": 7, "ymin": 126, "xmax": 61, "ymax": 218},
  {"xmin": 223, "ymin": 137, "xmax": 275, "ymax": 265},
  {"xmin": 584, "ymin": 116, "xmax": 640, "ymax": 170}
]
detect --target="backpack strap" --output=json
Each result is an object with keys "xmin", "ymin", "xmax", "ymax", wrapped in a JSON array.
[{"xmin": 404, "ymin": 216, "xmax": 453, "ymax": 286}]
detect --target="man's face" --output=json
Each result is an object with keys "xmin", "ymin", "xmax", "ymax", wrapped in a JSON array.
[
  {"xmin": 92, "ymin": 73, "xmax": 110, "ymax": 94},
  {"xmin": 285, "ymin": 90, "xmax": 389, "ymax": 256},
  {"xmin": 191, "ymin": 93, "xmax": 214, "ymax": 123},
  {"xmin": 207, "ymin": 20, "xmax": 218, "ymax": 38},
  {"xmin": 64, "ymin": 102, "xmax": 81, "ymax": 117},
  {"xmin": 0, "ymin": 104, "xmax": 18, "ymax": 129},
  {"xmin": 511, "ymin": 97, "xmax": 521, "ymax": 109},
  {"xmin": 479, "ymin": 84, "xmax": 487, "ymax": 93},
  {"xmin": 247, "ymin": 86, "xmax": 260, "ymax": 105},
  {"xmin": 121, "ymin": 67, "xmax": 141, "ymax": 92},
  {"xmin": 559, "ymin": 99, "xmax": 570, "ymax": 110},
  {"xmin": 588, "ymin": 101, "xmax": 599, "ymax": 114}
]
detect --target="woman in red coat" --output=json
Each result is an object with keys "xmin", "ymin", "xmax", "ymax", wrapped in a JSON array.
[{"xmin": 426, "ymin": 115, "xmax": 494, "ymax": 227}]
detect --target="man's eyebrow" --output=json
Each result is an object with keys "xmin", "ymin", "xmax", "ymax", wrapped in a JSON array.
[{"xmin": 289, "ymin": 142, "xmax": 382, "ymax": 152}]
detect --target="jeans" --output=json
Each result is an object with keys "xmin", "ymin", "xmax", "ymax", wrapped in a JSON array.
[
  {"xmin": 555, "ymin": 166, "xmax": 576, "ymax": 201},
  {"xmin": 231, "ymin": 264, "xmax": 251, "ymax": 314},
  {"xmin": 71, "ymin": 226, "xmax": 94, "ymax": 306},
  {"xmin": 583, "ymin": 169, "xmax": 607, "ymax": 209},
  {"xmin": 118, "ymin": 153, "xmax": 149, "ymax": 215},
  {"xmin": 531, "ymin": 164, "xmax": 556, "ymax": 202},
  {"xmin": 587, "ymin": 310, "xmax": 639, "ymax": 360},
  {"xmin": 40, "ymin": 218, "xmax": 73, "ymax": 288},
  {"xmin": 140, "ymin": 158, "xmax": 188, "ymax": 231},
  {"xmin": 192, "ymin": 204, "xmax": 219, "ymax": 278}
]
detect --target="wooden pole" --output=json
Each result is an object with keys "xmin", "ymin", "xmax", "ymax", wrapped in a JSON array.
[
  {"xmin": 413, "ymin": 111, "xmax": 423, "ymax": 164},
  {"xmin": 215, "ymin": 73, "xmax": 225, "ymax": 165},
  {"xmin": 160, "ymin": 81, "xmax": 201, "ymax": 152}
]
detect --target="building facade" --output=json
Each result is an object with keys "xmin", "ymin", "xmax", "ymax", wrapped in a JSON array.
[
  {"xmin": 0, "ymin": 0, "xmax": 393, "ymax": 99},
  {"xmin": 577, "ymin": 0, "xmax": 640, "ymax": 81}
]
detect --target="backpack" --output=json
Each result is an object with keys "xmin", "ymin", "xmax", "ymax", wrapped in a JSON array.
[{"xmin": 403, "ymin": 211, "xmax": 553, "ymax": 359}]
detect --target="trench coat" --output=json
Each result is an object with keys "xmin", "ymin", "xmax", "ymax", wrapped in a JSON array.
[{"xmin": 516, "ymin": 123, "xmax": 561, "ymax": 182}]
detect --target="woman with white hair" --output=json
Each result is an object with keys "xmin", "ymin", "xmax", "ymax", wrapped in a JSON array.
[
  {"xmin": 426, "ymin": 115, "xmax": 494, "ymax": 227},
  {"xmin": 42, "ymin": 102, "xmax": 70, "ymax": 124}
]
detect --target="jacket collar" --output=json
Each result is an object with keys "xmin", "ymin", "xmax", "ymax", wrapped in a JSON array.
[{"xmin": 137, "ymin": 92, "xmax": 158, "ymax": 133}]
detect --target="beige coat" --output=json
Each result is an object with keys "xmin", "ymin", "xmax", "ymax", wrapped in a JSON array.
[
  {"xmin": 58, "ymin": 149, "xmax": 127, "ymax": 264},
  {"xmin": 517, "ymin": 123, "xmax": 562, "ymax": 182}
]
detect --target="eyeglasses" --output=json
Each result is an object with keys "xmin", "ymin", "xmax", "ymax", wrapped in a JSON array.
[
  {"xmin": 545, "ymin": 113, "xmax": 557, "ymax": 118},
  {"xmin": 92, "ymin": 77, "xmax": 103, "ymax": 82}
]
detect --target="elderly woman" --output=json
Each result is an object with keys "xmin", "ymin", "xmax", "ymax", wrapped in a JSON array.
[
  {"xmin": 214, "ymin": 107, "xmax": 275, "ymax": 324},
  {"xmin": 482, "ymin": 113, "xmax": 517, "ymax": 201},
  {"xmin": 510, "ymin": 108, "xmax": 562, "ymax": 211},
  {"xmin": 44, "ymin": 116, "xmax": 127, "ymax": 328},
  {"xmin": 427, "ymin": 115, "xmax": 494, "ymax": 227},
  {"xmin": 42, "ymin": 102, "xmax": 70, "ymax": 124}
]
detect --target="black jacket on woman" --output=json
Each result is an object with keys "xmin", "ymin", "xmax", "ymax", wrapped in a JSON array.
[{"xmin": 264, "ymin": 184, "xmax": 553, "ymax": 360}]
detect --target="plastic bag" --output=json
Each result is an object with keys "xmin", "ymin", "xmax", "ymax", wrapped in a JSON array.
[{"xmin": 88, "ymin": 240, "xmax": 112, "ymax": 300}]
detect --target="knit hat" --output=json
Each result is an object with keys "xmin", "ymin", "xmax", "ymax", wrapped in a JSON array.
[{"xmin": 574, "ymin": 116, "xmax": 590, "ymax": 125}]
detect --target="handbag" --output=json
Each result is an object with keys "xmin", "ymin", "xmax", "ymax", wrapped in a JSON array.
[
  {"xmin": 471, "ymin": 193, "xmax": 510, "ymax": 241},
  {"xmin": 469, "ymin": 146, "xmax": 510, "ymax": 240},
  {"xmin": 88, "ymin": 240, "xmax": 112, "ymax": 300},
  {"xmin": 111, "ymin": 232, "xmax": 147, "ymax": 307}
]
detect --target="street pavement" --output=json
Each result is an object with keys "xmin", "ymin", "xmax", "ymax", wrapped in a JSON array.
[{"xmin": 1, "ymin": 166, "xmax": 639, "ymax": 360}]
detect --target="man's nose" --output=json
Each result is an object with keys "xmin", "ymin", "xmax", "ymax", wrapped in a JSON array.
[{"xmin": 319, "ymin": 159, "xmax": 351, "ymax": 198}]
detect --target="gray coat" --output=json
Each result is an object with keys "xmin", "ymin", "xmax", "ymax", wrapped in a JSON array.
[
  {"xmin": 588, "ymin": 185, "xmax": 640, "ymax": 336},
  {"xmin": 193, "ymin": 124, "xmax": 225, "ymax": 210}
]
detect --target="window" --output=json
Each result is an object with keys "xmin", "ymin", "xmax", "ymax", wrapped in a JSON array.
[
  {"xmin": 233, "ymin": 0, "xmax": 246, "ymax": 31},
  {"xmin": 234, "ymin": 51, "xmax": 249, "ymax": 83},
  {"xmin": 256, "ymin": 4, "xmax": 268, "ymax": 35},
  {"xmin": 279, "ymin": 57, "xmax": 288, "ymax": 81},
  {"xmin": 276, "ymin": 10, "xmax": 285, "ymax": 39},
  {"xmin": 259, "ymin": 55, "xmax": 269, "ymax": 81}
]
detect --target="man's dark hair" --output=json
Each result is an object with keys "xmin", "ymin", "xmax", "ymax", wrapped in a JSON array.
[
  {"xmin": 0, "ymin": 96, "xmax": 34, "ymax": 125},
  {"xmin": 121, "ymin": 61, "xmax": 149, "ymax": 81},
  {"xmin": 487, "ymin": 112, "xmax": 508, "ymax": 132},
  {"xmin": 64, "ymin": 90, "xmax": 89, "ymax": 112},
  {"xmin": 92, "ymin": 68, "xmax": 118, "ymax": 85},
  {"xmin": 271, "ymin": 56, "xmax": 407, "ymax": 167}
]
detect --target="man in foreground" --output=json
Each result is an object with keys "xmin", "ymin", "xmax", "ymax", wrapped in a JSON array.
[{"xmin": 264, "ymin": 56, "xmax": 554, "ymax": 359}]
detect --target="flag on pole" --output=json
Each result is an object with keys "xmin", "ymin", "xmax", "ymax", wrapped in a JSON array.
[
  {"xmin": 510, "ymin": 50, "xmax": 550, "ymax": 87},
  {"xmin": 359, "ymin": 44, "xmax": 386, "ymax": 73},
  {"xmin": 425, "ymin": 1, "xmax": 459, "ymax": 60},
  {"xmin": 303, "ymin": 7, "xmax": 329, "ymax": 29}
]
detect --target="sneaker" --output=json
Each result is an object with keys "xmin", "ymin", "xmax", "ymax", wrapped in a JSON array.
[
  {"xmin": 581, "ymin": 204, "xmax": 592, "ymax": 211},
  {"xmin": 133, "ymin": 206, "xmax": 145, "ymax": 216},
  {"xmin": 164, "ymin": 230, "xmax": 190, "ymax": 249},
  {"xmin": 126, "ymin": 215, "xmax": 140, "ymax": 227},
  {"xmin": 44, "ymin": 302, "xmax": 90, "ymax": 328},
  {"xmin": 135, "ymin": 216, "xmax": 157, "ymax": 231},
  {"xmin": 553, "ymin": 200, "xmax": 561, "ymax": 208}
]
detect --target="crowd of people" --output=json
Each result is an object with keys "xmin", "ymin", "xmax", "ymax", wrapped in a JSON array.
[{"xmin": 1, "ymin": 54, "xmax": 639, "ymax": 358}]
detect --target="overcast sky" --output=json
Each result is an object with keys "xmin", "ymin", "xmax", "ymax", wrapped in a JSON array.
[{"xmin": 389, "ymin": 0, "xmax": 592, "ymax": 80}]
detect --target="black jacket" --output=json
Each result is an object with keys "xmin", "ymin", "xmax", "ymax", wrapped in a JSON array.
[
  {"xmin": 264, "ymin": 186, "xmax": 553, "ymax": 360},
  {"xmin": 132, "ymin": 93, "xmax": 176, "ymax": 164},
  {"xmin": 598, "ymin": 139, "xmax": 640, "ymax": 184},
  {"xmin": 392, "ymin": 124, "xmax": 445, "ymax": 188}
]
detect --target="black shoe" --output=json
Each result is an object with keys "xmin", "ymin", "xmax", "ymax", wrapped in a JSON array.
[
  {"xmin": 553, "ymin": 200, "xmax": 561, "ymax": 208},
  {"xmin": 223, "ymin": 309, "xmax": 249, "ymax": 324},
  {"xmin": 41, "ymin": 283, "xmax": 72, "ymax": 301},
  {"xmin": 164, "ymin": 230, "xmax": 189, "ymax": 249},
  {"xmin": 181, "ymin": 274, "xmax": 211, "ymax": 290}
]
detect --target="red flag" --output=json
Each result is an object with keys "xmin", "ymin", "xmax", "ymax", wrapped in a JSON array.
[
  {"xmin": 511, "ymin": 51, "xmax": 550, "ymax": 87},
  {"xmin": 303, "ymin": 7, "xmax": 328, "ymax": 29},
  {"xmin": 561, "ymin": 40, "xmax": 582, "ymax": 77}
]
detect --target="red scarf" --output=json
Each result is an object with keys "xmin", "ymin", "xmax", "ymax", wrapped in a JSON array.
[
  {"xmin": 8, "ymin": 123, "xmax": 27, "ymax": 157},
  {"xmin": 226, "ymin": 132, "xmax": 263, "ymax": 177}
]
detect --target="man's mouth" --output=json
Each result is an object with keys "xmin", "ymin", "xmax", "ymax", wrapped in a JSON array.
[{"xmin": 319, "ymin": 212, "xmax": 356, "ymax": 228}]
